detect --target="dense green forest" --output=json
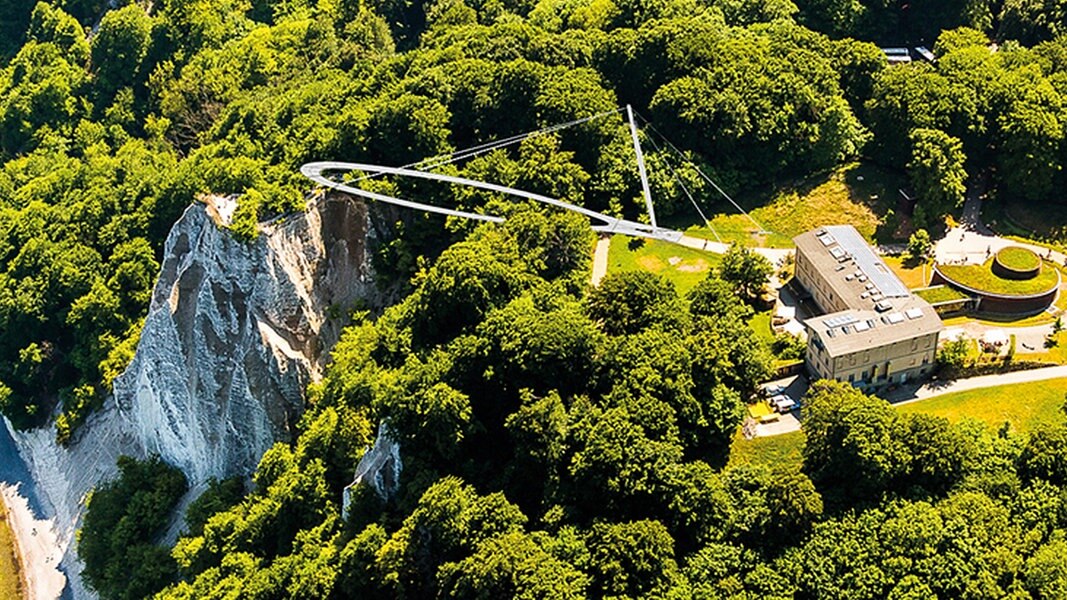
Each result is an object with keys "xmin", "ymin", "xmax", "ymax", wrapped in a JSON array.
[
  {"xmin": 0, "ymin": 0, "xmax": 1064, "ymax": 598},
  {"xmin": 1, "ymin": 0, "xmax": 1066, "ymax": 439}
]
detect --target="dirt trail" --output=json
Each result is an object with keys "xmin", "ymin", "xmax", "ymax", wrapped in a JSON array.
[{"xmin": 591, "ymin": 236, "xmax": 610, "ymax": 286}]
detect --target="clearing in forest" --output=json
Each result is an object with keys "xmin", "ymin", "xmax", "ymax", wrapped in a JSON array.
[
  {"xmin": 679, "ymin": 162, "xmax": 906, "ymax": 248},
  {"xmin": 606, "ymin": 235, "xmax": 719, "ymax": 295}
]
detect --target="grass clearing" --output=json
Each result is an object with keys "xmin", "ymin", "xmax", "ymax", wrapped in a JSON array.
[
  {"xmin": 897, "ymin": 378, "xmax": 1067, "ymax": 434},
  {"xmin": 677, "ymin": 163, "xmax": 905, "ymax": 248},
  {"xmin": 0, "ymin": 503, "xmax": 22, "ymax": 600},
  {"xmin": 937, "ymin": 258, "xmax": 1059, "ymax": 296},
  {"xmin": 606, "ymin": 235, "xmax": 719, "ymax": 296},
  {"xmin": 728, "ymin": 430, "xmax": 805, "ymax": 471},
  {"xmin": 883, "ymin": 255, "xmax": 930, "ymax": 289},
  {"xmin": 749, "ymin": 310, "xmax": 774, "ymax": 344}
]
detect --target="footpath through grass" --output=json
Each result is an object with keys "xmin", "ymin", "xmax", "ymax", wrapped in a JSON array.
[
  {"xmin": 0, "ymin": 503, "xmax": 22, "ymax": 600},
  {"xmin": 897, "ymin": 378, "xmax": 1067, "ymax": 434},
  {"xmin": 606, "ymin": 235, "xmax": 719, "ymax": 295},
  {"xmin": 680, "ymin": 163, "xmax": 904, "ymax": 248}
]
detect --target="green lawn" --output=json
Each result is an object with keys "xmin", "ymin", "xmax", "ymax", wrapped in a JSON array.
[
  {"xmin": 730, "ymin": 378, "xmax": 1067, "ymax": 472},
  {"xmin": 996, "ymin": 246, "xmax": 1040, "ymax": 271},
  {"xmin": 728, "ymin": 430, "xmax": 805, "ymax": 470},
  {"xmin": 897, "ymin": 378, "xmax": 1067, "ymax": 433},
  {"xmin": 677, "ymin": 163, "xmax": 905, "ymax": 249},
  {"xmin": 937, "ymin": 258, "xmax": 1059, "ymax": 296},
  {"xmin": 884, "ymin": 255, "xmax": 930, "ymax": 289},
  {"xmin": 606, "ymin": 235, "xmax": 719, "ymax": 295},
  {"xmin": 749, "ymin": 310, "xmax": 774, "ymax": 343},
  {"xmin": 0, "ymin": 505, "xmax": 22, "ymax": 600},
  {"xmin": 914, "ymin": 285, "xmax": 969, "ymax": 305}
]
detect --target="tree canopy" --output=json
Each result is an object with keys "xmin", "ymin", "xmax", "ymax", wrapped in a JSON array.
[{"xmin": 12, "ymin": 0, "xmax": 1067, "ymax": 598}]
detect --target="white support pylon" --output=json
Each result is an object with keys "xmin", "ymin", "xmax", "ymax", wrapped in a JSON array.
[{"xmin": 626, "ymin": 104, "xmax": 656, "ymax": 232}]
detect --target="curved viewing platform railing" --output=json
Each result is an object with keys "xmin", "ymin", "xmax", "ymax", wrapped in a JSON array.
[{"xmin": 301, "ymin": 161, "xmax": 685, "ymax": 243}]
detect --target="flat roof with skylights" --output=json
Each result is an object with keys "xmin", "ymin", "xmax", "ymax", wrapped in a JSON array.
[{"xmin": 794, "ymin": 225, "xmax": 942, "ymax": 357}]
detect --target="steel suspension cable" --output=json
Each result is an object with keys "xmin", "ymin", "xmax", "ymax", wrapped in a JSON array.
[
  {"xmin": 341, "ymin": 107, "xmax": 625, "ymax": 184},
  {"xmin": 638, "ymin": 126, "xmax": 722, "ymax": 244},
  {"xmin": 634, "ymin": 112, "xmax": 770, "ymax": 236}
]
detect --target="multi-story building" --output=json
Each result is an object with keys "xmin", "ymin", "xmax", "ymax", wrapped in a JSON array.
[{"xmin": 793, "ymin": 225, "xmax": 942, "ymax": 389}]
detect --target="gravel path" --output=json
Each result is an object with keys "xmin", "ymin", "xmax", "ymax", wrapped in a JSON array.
[{"xmin": 590, "ymin": 236, "xmax": 610, "ymax": 286}]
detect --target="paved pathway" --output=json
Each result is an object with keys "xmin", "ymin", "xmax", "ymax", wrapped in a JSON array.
[
  {"xmin": 888, "ymin": 364, "xmax": 1067, "ymax": 406},
  {"xmin": 590, "ymin": 236, "xmax": 610, "ymax": 286},
  {"xmin": 932, "ymin": 175, "xmax": 1065, "ymax": 266},
  {"xmin": 752, "ymin": 365, "xmax": 1067, "ymax": 438},
  {"xmin": 933, "ymin": 226, "xmax": 1067, "ymax": 267},
  {"xmin": 674, "ymin": 234, "xmax": 793, "ymax": 264},
  {"xmin": 942, "ymin": 320, "xmax": 1056, "ymax": 351},
  {"xmin": 960, "ymin": 175, "xmax": 993, "ymax": 235}
]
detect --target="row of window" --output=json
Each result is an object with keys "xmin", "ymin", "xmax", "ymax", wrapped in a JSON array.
[
  {"xmin": 842, "ymin": 355, "xmax": 930, "ymax": 383},
  {"xmin": 839, "ymin": 336, "xmax": 934, "ymax": 368}
]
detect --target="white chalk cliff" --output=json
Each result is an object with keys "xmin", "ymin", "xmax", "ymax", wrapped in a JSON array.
[{"xmin": 5, "ymin": 194, "xmax": 381, "ymax": 598}]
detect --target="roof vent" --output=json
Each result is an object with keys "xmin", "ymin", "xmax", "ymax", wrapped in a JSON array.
[{"xmin": 905, "ymin": 308, "xmax": 924, "ymax": 320}]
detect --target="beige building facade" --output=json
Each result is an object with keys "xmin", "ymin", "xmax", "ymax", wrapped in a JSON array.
[{"xmin": 794, "ymin": 226, "xmax": 942, "ymax": 389}]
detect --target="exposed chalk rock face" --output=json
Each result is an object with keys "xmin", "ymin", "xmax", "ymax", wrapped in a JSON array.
[
  {"xmin": 342, "ymin": 426, "xmax": 402, "ymax": 519},
  {"xmin": 119, "ymin": 194, "xmax": 378, "ymax": 481},
  {"xmin": 6, "ymin": 194, "xmax": 382, "ymax": 598}
]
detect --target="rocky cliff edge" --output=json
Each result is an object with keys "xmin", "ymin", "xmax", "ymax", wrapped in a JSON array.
[{"xmin": 6, "ymin": 193, "xmax": 381, "ymax": 598}]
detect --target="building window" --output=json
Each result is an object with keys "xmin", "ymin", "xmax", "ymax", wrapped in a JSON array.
[
  {"xmin": 922, "ymin": 356, "xmax": 929, "ymax": 365},
  {"xmin": 848, "ymin": 373, "xmax": 854, "ymax": 383}
]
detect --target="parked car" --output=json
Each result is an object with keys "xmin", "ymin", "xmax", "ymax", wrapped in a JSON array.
[
  {"xmin": 764, "ymin": 384, "xmax": 785, "ymax": 397},
  {"xmin": 772, "ymin": 395, "xmax": 797, "ymax": 413}
]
